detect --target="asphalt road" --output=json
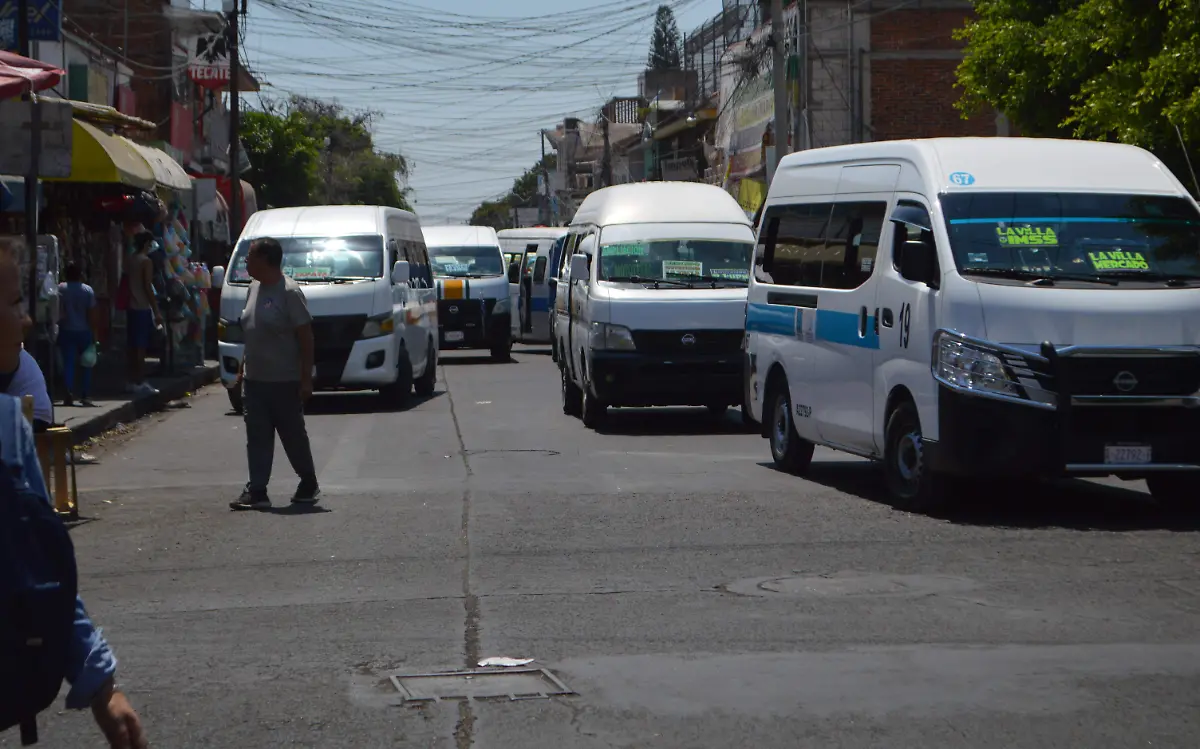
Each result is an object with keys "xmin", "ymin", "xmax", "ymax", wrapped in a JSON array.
[{"xmin": 16, "ymin": 344, "xmax": 1200, "ymax": 748}]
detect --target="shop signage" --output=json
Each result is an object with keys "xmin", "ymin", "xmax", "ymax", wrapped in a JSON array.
[
  {"xmin": 661, "ymin": 156, "xmax": 698, "ymax": 182},
  {"xmin": 0, "ymin": 97, "xmax": 72, "ymax": 178},
  {"xmin": 0, "ymin": 1, "xmax": 62, "ymax": 51},
  {"xmin": 186, "ymin": 30, "xmax": 230, "ymax": 90}
]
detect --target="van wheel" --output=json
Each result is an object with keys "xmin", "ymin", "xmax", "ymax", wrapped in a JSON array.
[
  {"xmin": 1147, "ymin": 474, "xmax": 1193, "ymax": 510},
  {"xmin": 768, "ymin": 386, "xmax": 814, "ymax": 474},
  {"xmin": 561, "ymin": 366, "xmax": 582, "ymax": 416},
  {"xmin": 380, "ymin": 348, "xmax": 414, "ymax": 409},
  {"xmin": 581, "ymin": 386, "xmax": 606, "ymax": 429},
  {"xmin": 227, "ymin": 384, "xmax": 243, "ymax": 415},
  {"xmin": 884, "ymin": 401, "xmax": 948, "ymax": 513},
  {"xmin": 415, "ymin": 341, "xmax": 437, "ymax": 397}
]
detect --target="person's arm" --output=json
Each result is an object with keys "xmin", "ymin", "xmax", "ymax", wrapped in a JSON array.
[
  {"xmin": 286, "ymin": 286, "xmax": 315, "ymax": 399},
  {"xmin": 139, "ymin": 258, "xmax": 161, "ymax": 323}
]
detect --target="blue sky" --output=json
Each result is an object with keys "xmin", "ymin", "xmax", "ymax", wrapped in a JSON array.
[{"xmin": 194, "ymin": 0, "xmax": 722, "ymax": 224}]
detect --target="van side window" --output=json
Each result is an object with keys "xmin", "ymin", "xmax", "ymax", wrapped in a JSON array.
[
  {"xmin": 891, "ymin": 201, "xmax": 936, "ymax": 279},
  {"xmin": 757, "ymin": 203, "xmax": 833, "ymax": 287},
  {"xmin": 824, "ymin": 201, "xmax": 888, "ymax": 289},
  {"xmin": 533, "ymin": 256, "xmax": 548, "ymax": 283},
  {"xmin": 417, "ymin": 242, "xmax": 433, "ymax": 288}
]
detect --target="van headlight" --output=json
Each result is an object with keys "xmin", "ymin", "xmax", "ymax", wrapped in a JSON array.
[
  {"xmin": 361, "ymin": 314, "xmax": 395, "ymax": 339},
  {"xmin": 933, "ymin": 331, "xmax": 1019, "ymax": 397},
  {"xmin": 218, "ymin": 319, "xmax": 243, "ymax": 343},
  {"xmin": 590, "ymin": 322, "xmax": 636, "ymax": 351}
]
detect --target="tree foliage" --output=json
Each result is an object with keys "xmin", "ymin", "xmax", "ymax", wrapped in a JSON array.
[
  {"xmin": 469, "ymin": 155, "xmax": 557, "ymax": 229},
  {"xmin": 955, "ymin": 0, "xmax": 1200, "ymax": 189},
  {"xmin": 240, "ymin": 95, "xmax": 413, "ymax": 210},
  {"xmin": 647, "ymin": 5, "xmax": 682, "ymax": 71}
]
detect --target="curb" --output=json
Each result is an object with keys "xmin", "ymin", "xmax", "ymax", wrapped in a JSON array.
[{"xmin": 68, "ymin": 364, "xmax": 221, "ymax": 446}]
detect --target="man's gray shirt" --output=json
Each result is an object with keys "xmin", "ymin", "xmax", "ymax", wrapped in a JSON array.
[{"xmin": 241, "ymin": 276, "xmax": 312, "ymax": 382}]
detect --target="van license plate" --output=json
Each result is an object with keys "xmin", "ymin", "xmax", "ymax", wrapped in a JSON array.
[
  {"xmin": 446, "ymin": 331, "xmax": 465, "ymax": 342},
  {"xmin": 1104, "ymin": 445, "xmax": 1151, "ymax": 464}
]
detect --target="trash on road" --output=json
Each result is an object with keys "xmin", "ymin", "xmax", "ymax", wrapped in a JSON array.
[{"xmin": 477, "ymin": 657, "xmax": 534, "ymax": 668}]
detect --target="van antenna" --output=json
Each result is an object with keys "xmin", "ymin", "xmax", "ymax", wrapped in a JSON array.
[{"xmin": 1174, "ymin": 124, "xmax": 1200, "ymax": 199}]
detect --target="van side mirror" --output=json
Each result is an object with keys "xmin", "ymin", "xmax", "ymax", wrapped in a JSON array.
[
  {"xmin": 897, "ymin": 240, "xmax": 938, "ymax": 287},
  {"xmin": 508, "ymin": 262, "xmax": 520, "ymax": 284},
  {"xmin": 569, "ymin": 253, "xmax": 590, "ymax": 282},
  {"xmin": 392, "ymin": 260, "xmax": 411, "ymax": 285}
]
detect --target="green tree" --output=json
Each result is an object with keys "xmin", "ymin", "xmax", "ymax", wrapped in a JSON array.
[
  {"xmin": 647, "ymin": 5, "xmax": 682, "ymax": 71},
  {"xmin": 240, "ymin": 96, "xmax": 413, "ymax": 210},
  {"xmin": 955, "ymin": 0, "xmax": 1200, "ymax": 189},
  {"xmin": 468, "ymin": 155, "xmax": 557, "ymax": 229}
]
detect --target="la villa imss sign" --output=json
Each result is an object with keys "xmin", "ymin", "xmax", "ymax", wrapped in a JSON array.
[{"xmin": 188, "ymin": 32, "xmax": 230, "ymax": 90}]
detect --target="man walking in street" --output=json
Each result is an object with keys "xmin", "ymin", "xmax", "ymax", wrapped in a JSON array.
[
  {"xmin": 230, "ymin": 237, "xmax": 321, "ymax": 510},
  {"xmin": 125, "ymin": 232, "xmax": 163, "ymax": 397}
]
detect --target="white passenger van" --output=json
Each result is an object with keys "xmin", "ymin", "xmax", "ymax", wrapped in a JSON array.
[
  {"xmin": 422, "ymin": 225, "xmax": 513, "ymax": 361},
  {"xmin": 218, "ymin": 205, "xmax": 438, "ymax": 410},
  {"xmin": 498, "ymin": 227, "xmax": 568, "ymax": 343},
  {"xmin": 745, "ymin": 138, "xmax": 1200, "ymax": 511},
  {"xmin": 557, "ymin": 183, "xmax": 756, "ymax": 427}
]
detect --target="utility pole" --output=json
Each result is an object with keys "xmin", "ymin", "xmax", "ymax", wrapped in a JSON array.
[
  {"xmin": 770, "ymin": 0, "xmax": 788, "ymax": 179},
  {"xmin": 18, "ymin": 0, "xmax": 42, "ymax": 337},
  {"xmin": 227, "ymin": 0, "xmax": 244, "ymax": 244},
  {"xmin": 601, "ymin": 111, "xmax": 612, "ymax": 188},
  {"xmin": 539, "ymin": 130, "xmax": 548, "ymax": 224}
]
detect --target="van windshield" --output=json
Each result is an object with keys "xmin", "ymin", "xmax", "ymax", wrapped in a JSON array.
[
  {"xmin": 430, "ymin": 246, "xmax": 505, "ymax": 278},
  {"xmin": 228, "ymin": 235, "xmax": 384, "ymax": 284},
  {"xmin": 941, "ymin": 192, "xmax": 1200, "ymax": 283},
  {"xmin": 597, "ymin": 239, "xmax": 753, "ymax": 285}
]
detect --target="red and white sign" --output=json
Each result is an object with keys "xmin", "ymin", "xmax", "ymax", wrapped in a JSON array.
[{"xmin": 186, "ymin": 32, "xmax": 230, "ymax": 91}]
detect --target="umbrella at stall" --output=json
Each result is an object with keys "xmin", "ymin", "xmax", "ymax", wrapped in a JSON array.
[{"xmin": 0, "ymin": 50, "xmax": 64, "ymax": 99}]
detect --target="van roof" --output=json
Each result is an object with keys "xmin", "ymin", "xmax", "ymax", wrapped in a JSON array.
[
  {"xmin": 773, "ymin": 137, "xmax": 1188, "ymax": 196},
  {"xmin": 422, "ymin": 225, "xmax": 500, "ymax": 247},
  {"xmin": 497, "ymin": 227, "xmax": 568, "ymax": 239},
  {"xmin": 571, "ymin": 182, "xmax": 752, "ymax": 227},
  {"xmin": 240, "ymin": 205, "xmax": 416, "ymax": 240}
]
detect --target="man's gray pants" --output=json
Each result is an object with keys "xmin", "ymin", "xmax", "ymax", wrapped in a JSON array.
[{"xmin": 243, "ymin": 379, "xmax": 317, "ymax": 493}]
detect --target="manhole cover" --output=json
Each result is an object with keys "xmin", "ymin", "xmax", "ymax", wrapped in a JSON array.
[
  {"xmin": 723, "ymin": 571, "xmax": 977, "ymax": 598},
  {"xmin": 389, "ymin": 668, "xmax": 575, "ymax": 703}
]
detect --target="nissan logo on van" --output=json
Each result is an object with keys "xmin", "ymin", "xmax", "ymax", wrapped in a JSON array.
[
  {"xmin": 449, "ymin": 305, "xmax": 459, "ymax": 314},
  {"xmin": 681, "ymin": 333, "xmax": 696, "ymax": 346},
  {"xmin": 1113, "ymin": 371, "xmax": 1138, "ymax": 392}
]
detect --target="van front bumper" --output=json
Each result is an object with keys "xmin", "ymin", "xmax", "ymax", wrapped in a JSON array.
[
  {"xmin": 218, "ymin": 325, "xmax": 399, "ymax": 391},
  {"xmin": 587, "ymin": 351, "xmax": 742, "ymax": 407},
  {"xmin": 924, "ymin": 383, "xmax": 1200, "ymax": 479},
  {"xmin": 438, "ymin": 299, "xmax": 509, "ymax": 349}
]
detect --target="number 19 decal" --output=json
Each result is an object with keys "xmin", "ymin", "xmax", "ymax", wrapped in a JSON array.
[{"xmin": 899, "ymin": 302, "xmax": 912, "ymax": 349}]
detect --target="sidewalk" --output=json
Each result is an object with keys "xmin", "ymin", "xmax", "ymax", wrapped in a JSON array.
[{"xmin": 51, "ymin": 355, "xmax": 220, "ymax": 446}]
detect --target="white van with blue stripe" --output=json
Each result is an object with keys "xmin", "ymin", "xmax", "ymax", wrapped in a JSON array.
[{"xmin": 745, "ymin": 138, "xmax": 1200, "ymax": 511}]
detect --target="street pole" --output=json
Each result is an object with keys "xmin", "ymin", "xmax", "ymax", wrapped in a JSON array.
[
  {"xmin": 539, "ymin": 130, "xmax": 548, "ymax": 224},
  {"xmin": 18, "ymin": 0, "xmax": 41, "ymax": 338},
  {"xmin": 227, "ymin": 0, "xmax": 243, "ymax": 246},
  {"xmin": 601, "ymin": 111, "xmax": 612, "ymax": 188},
  {"xmin": 770, "ymin": 0, "xmax": 788, "ymax": 179}
]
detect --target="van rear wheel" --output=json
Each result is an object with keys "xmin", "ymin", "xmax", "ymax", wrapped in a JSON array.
[{"xmin": 768, "ymin": 387, "xmax": 814, "ymax": 474}]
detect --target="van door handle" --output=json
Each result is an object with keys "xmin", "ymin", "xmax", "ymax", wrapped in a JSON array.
[
  {"xmin": 859, "ymin": 306, "xmax": 868, "ymax": 337},
  {"xmin": 882, "ymin": 308, "xmax": 895, "ymax": 328}
]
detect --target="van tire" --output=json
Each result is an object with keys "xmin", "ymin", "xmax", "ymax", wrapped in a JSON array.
[
  {"xmin": 380, "ymin": 348, "xmax": 414, "ymax": 409},
  {"xmin": 768, "ymin": 386, "xmax": 814, "ymax": 474},
  {"xmin": 1147, "ymin": 474, "xmax": 1192, "ymax": 509},
  {"xmin": 491, "ymin": 332, "xmax": 513, "ymax": 362},
  {"xmin": 561, "ymin": 366, "xmax": 582, "ymax": 416},
  {"xmin": 884, "ymin": 401, "xmax": 949, "ymax": 513},
  {"xmin": 581, "ymin": 386, "xmax": 606, "ymax": 429},
  {"xmin": 415, "ymin": 341, "xmax": 437, "ymax": 397},
  {"xmin": 227, "ymin": 384, "xmax": 244, "ymax": 415}
]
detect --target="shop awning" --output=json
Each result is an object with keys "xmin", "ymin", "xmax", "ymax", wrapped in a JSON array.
[
  {"xmin": 123, "ymin": 139, "xmax": 192, "ymax": 191},
  {"xmin": 44, "ymin": 119, "xmax": 156, "ymax": 191},
  {"xmin": 0, "ymin": 51, "xmax": 64, "ymax": 99}
]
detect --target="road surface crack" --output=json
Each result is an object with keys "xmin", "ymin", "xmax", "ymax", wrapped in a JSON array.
[{"xmin": 446, "ymin": 367, "xmax": 479, "ymax": 748}]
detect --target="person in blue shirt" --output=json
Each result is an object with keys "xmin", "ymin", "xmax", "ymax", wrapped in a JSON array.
[
  {"xmin": 0, "ymin": 239, "xmax": 146, "ymax": 748},
  {"xmin": 57, "ymin": 261, "xmax": 98, "ymax": 407}
]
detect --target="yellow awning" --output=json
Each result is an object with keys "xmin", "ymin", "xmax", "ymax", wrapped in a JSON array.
[
  {"xmin": 45, "ymin": 119, "xmax": 156, "ymax": 191},
  {"xmin": 122, "ymin": 138, "xmax": 192, "ymax": 192}
]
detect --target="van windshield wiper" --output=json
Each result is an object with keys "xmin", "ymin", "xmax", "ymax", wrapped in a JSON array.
[
  {"xmin": 604, "ymin": 275, "xmax": 692, "ymax": 288},
  {"xmin": 677, "ymin": 274, "xmax": 749, "ymax": 288},
  {"xmin": 1090, "ymin": 271, "xmax": 1198, "ymax": 287},
  {"xmin": 959, "ymin": 267, "xmax": 1118, "ymax": 286}
]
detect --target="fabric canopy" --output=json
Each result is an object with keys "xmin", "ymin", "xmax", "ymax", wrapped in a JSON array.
[
  {"xmin": 0, "ymin": 51, "xmax": 64, "ymax": 100},
  {"xmin": 123, "ymin": 139, "xmax": 192, "ymax": 191},
  {"xmin": 43, "ymin": 119, "xmax": 156, "ymax": 190}
]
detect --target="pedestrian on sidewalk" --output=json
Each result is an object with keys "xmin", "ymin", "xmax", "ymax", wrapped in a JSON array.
[
  {"xmin": 125, "ymin": 232, "xmax": 162, "ymax": 398},
  {"xmin": 58, "ymin": 261, "xmax": 98, "ymax": 407},
  {"xmin": 230, "ymin": 237, "xmax": 321, "ymax": 510},
  {"xmin": 0, "ymin": 243, "xmax": 147, "ymax": 749},
  {"xmin": 0, "ymin": 239, "xmax": 53, "ymax": 431}
]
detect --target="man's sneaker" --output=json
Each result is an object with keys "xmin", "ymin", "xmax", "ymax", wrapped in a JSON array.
[
  {"xmin": 230, "ymin": 490, "xmax": 271, "ymax": 511},
  {"xmin": 292, "ymin": 481, "xmax": 321, "ymax": 505}
]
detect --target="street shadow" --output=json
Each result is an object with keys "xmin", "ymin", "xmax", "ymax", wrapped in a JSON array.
[
  {"xmin": 304, "ymin": 390, "xmax": 445, "ymax": 416},
  {"xmin": 594, "ymin": 407, "xmax": 758, "ymax": 436},
  {"xmin": 440, "ymin": 355, "xmax": 511, "ymax": 366},
  {"xmin": 515, "ymin": 346, "xmax": 553, "ymax": 356},
  {"xmin": 263, "ymin": 504, "xmax": 332, "ymax": 516},
  {"xmin": 764, "ymin": 459, "xmax": 1200, "ymax": 532}
]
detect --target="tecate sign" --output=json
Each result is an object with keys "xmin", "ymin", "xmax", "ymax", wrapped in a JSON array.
[{"xmin": 187, "ymin": 32, "xmax": 230, "ymax": 90}]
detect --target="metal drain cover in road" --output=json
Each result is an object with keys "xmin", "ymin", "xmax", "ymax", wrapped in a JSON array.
[
  {"xmin": 389, "ymin": 668, "xmax": 575, "ymax": 703},
  {"xmin": 723, "ymin": 571, "xmax": 977, "ymax": 598}
]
